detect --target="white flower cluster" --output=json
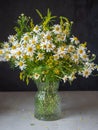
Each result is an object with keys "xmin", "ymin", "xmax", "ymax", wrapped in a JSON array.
[{"xmin": 0, "ymin": 24, "xmax": 98, "ymax": 82}]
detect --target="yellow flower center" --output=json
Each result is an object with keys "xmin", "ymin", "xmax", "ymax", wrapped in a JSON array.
[
  {"xmin": 35, "ymin": 26, "xmax": 39, "ymax": 31},
  {"xmin": 19, "ymin": 61, "xmax": 23, "ymax": 66},
  {"xmin": 61, "ymin": 46, "xmax": 65, "ymax": 51},
  {"xmin": 73, "ymin": 54, "xmax": 78, "ymax": 59},
  {"xmin": 85, "ymin": 71, "xmax": 89, "ymax": 76},
  {"xmin": 36, "ymin": 44, "xmax": 40, "ymax": 50},
  {"xmin": 57, "ymin": 34, "xmax": 61, "ymax": 38},
  {"xmin": 46, "ymin": 35, "xmax": 51, "ymax": 40},
  {"xmin": 23, "ymin": 54, "xmax": 27, "ymax": 59},
  {"xmin": 16, "ymin": 51, "xmax": 21, "ymax": 55},
  {"xmin": 55, "ymin": 27, "xmax": 60, "ymax": 31},
  {"xmin": 5, "ymin": 55, "xmax": 10, "ymax": 60},
  {"xmin": 43, "ymin": 45, "xmax": 47, "ymax": 49},
  {"xmin": 12, "ymin": 45, "xmax": 16, "ymax": 50},
  {"xmin": 38, "ymin": 53, "xmax": 43, "ymax": 58},
  {"xmin": 31, "ymin": 40, "xmax": 36, "ymax": 44},
  {"xmin": 10, "ymin": 38, "xmax": 14, "ymax": 42},
  {"xmin": 74, "ymin": 37, "xmax": 78, "ymax": 41},
  {"xmin": 0, "ymin": 50, "xmax": 3, "ymax": 54},
  {"xmin": 24, "ymin": 36, "xmax": 29, "ymax": 41},
  {"xmin": 17, "ymin": 44, "xmax": 21, "ymax": 47},
  {"xmin": 82, "ymin": 54, "xmax": 87, "ymax": 59},
  {"xmin": 48, "ymin": 44, "xmax": 52, "ymax": 48},
  {"xmin": 28, "ymin": 47, "xmax": 33, "ymax": 52},
  {"xmin": 79, "ymin": 49, "xmax": 83, "ymax": 54}
]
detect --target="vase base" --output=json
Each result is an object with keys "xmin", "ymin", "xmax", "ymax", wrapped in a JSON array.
[{"xmin": 34, "ymin": 114, "xmax": 61, "ymax": 121}]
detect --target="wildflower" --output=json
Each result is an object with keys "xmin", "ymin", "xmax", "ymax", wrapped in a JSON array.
[
  {"xmin": 0, "ymin": 49, "xmax": 3, "ymax": 55},
  {"xmin": 77, "ymin": 46, "xmax": 86, "ymax": 56},
  {"xmin": 15, "ymin": 60, "xmax": 26, "ymax": 70},
  {"xmin": 33, "ymin": 73, "xmax": 40, "ymax": 80},
  {"xmin": 53, "ymin": 54, "xmax": 59, "ymax": 60},
  {"xmin": 68, "ymin": 45, "xmax": 75, "ymax": 53},
  {"xmin": 81, "ymin": 54, "xmax": 88, "ymax": 61},
  {"xmin": 33, "ymin": 25, "xmax": 41, "ymax": 33},
  {"xmin": 8, "ymin": 35, "xmax": 16, "ymax": 43},
  {"xmin": 15, "ymin": 49, "xmax": 22, "ymax": 60},
  {"xmin": 44, "ymin": 31, "xmax": 52, "ymax": 41},
  {"xmin": 72, "ymin": 54, "xmax": 79, "ymax": 62},
  {"xmin": 26, "ymin": 45, "xmax": 36, "ymax": 56},
  {"xmin": 0, "ymin": 10, "xmax": 97, "ymax": 84},
  {"xmin": 68, "ymin": 73, "xmax": 76, "ymax": 81},
  {"xmin": 37, "ymin": 53, "xmax": 44, "ymax": 60},
  {"xmin": 70, "ymin": 36, "xmax": 80, "ymax": 45},
  {"xmin": 22, "ymin": 34, "xmax": 30, "ymax": 42},
  {"xmin": 53, "ymin": 24, "xmax": 62, "ymax": 34},
  {"xmin": 62, "ymin": 75, "xmax": 68, "ymax": 83},
  {"xmin": 46, "ymin": 43, "xmax": 55, "ymax": 52},
  {"xmin": 82, "ymin": 68, "xmax": 92, "ymax": 78}
]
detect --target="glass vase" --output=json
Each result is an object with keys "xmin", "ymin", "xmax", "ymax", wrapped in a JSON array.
[{"xmin": 34, "ymin": 81, "xmax": 61, "ymax": 121}]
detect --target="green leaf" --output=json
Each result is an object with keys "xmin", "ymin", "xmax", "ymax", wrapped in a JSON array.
[
  {"xmin": 19, "ymin": 72, "xmax": 23, "ymax": 80},
  {"xmin": 14, "ymin": 14, "xmax": 33, "ymax": 40},
  {"xmin": 26, "ymin": 76, "xmax": 29, "ymax": 85},
  {"xmin": 30, "ymin": 19, "xmax": 34, "ymax": 30},
  {"xmin": 36, "ymin": 9, "xmax": 43, "ymax": 19}
]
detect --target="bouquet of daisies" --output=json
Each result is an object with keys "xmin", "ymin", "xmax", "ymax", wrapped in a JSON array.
[{"xmin": 0, "ymin": 9, "xmax": 98, "ymax": 84}]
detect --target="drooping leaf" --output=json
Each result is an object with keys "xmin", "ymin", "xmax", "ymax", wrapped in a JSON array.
[{"xmin": 36, "ymin": 9, "xmax": 43, "ymax": 19}]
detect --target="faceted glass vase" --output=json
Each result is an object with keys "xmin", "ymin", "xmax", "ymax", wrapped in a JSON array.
[{"xmin": 34, "ymin": 81, "xmax": 61, "ymax": 121}]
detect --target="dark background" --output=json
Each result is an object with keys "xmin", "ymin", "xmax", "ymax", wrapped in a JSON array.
[{"xmin": 0, "ymin": 0, "xmax": 98, "ymax": 91}]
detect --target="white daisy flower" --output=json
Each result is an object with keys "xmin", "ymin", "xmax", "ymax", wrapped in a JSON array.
[
  {"xmin": 60, "ymin": 34, "xmax": 66, "ymax": 41},
  {"xmin": 53, "ymin": 54, "xmax": 59, "ymax": 60},
  {"xmin": 40, "ymin": 42, "xmax": 47, "ymax": 50},
  {"xmin": 68, "ymin": 73, "xmax": 76, "ymax": 81},
  {"xmin": 62, "ymin": 75, "xmax": 68, "ymax": 83},
  {"xmin": 72, "ymin": 54, "xmax": 79, "ymax": 62},
  {"xmin": 37, "ymin": 53, "xmax": 44, "ymax": 60},
  {"xmin": 57, "ymin": 46, "xmax": 68, "ymax": 56},
  {"xmin": 5, "ymin": 53, "xmax": 11, "ymax": 61},
  {"xmin": 8, "ymin": 35, "xmax": 16, "ymax": 43},
  {"xmin": 77, "ymin": 46, "xmax": 86, "ymax": 56},
  {"xmin": 46, "ymin": 43, "xmax": 55, "ymax": 52},
  {"xmin": 82, "ymin": 68, "xmax": 92, "ymax": 78},
  {"xmin": 68, "ymin": 45, "xmax": 75, "ymax": 53},
  {"xmin": 33, "ymin": 73, "xmax": 40, "ymax": 80},
  {"xmin": 85, "ymin": 62, "xmax": 96, "ymax": 71},
  {"xmin": 52, "ymin": 24, "xmax": 62, "ymax": 34},
  {"xmin": 0, "ymin": 49, "xmax": 6, "ymax": 61},
  {"xmin": 15, "ymin": 48, "xmax": 22, "ymax": 60},
  {"xmin": 29, "ymin": 36, "xmax": 38, "ymax": 45},
  {"xmin": 26, "ymin": 45, "xmax": 36, "ymax": 56},
  {"xmin": 56, "ymin": 34, "xmax": 66, "ymax": 42},
  {"xmin": 10, "ymin": 47, "xmax": 17, "ymax": 57},
  {"xmin": 0, "ymin": 56, "xmax": 6, "ymax": 62},
  {"xmin": 96, "ymin": 65, "xmax": 98, "ymax": 71},
  {"xmin": 15, "ymin": 60, "xmax": 26, "ymax": 70},
  {"xmin": 21, "ymin": 33, "xmax": 30, "ymax": 43},
  {"xmin": 3, "ymin": 42, "xmax": 10, "ymax": 49},
  {"xmin": 0, "ymin": 49, "xmax": 4, "ymax": 55},
  {"xmin": 44, "ymin": 31, "xmax": 52, "ymax": 41},
  {"xmin": 90, "ymin": 63, "xmax": 96, "ymax": 70},
  {"xmin": 40, "ymin": 32, "xmax": 45, "ymax": 38},
  {"xmin": 70, "ymin": 36, "xmax": 80, "ymax": 45},
  {"xmin": 33, "ymin": 25, "xmax": 41, "ymax": 33},
  {"xmin": 81, "ymin": 54, "xmax": 89, "ymax": 61}
]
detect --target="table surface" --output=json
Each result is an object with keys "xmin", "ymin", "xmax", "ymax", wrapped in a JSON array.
[{"xmin": 0, "ymin": 91, "xmax": 98, "ymax": 130}]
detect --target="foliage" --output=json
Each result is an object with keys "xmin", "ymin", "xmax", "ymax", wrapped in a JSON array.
[
  {"xmin": 14, "ymin": 14, "xmax": 34, "ymax": 40},
  {"xmin": 0, "ymin": 9, "xmax": 98, "ymax": 85}
]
